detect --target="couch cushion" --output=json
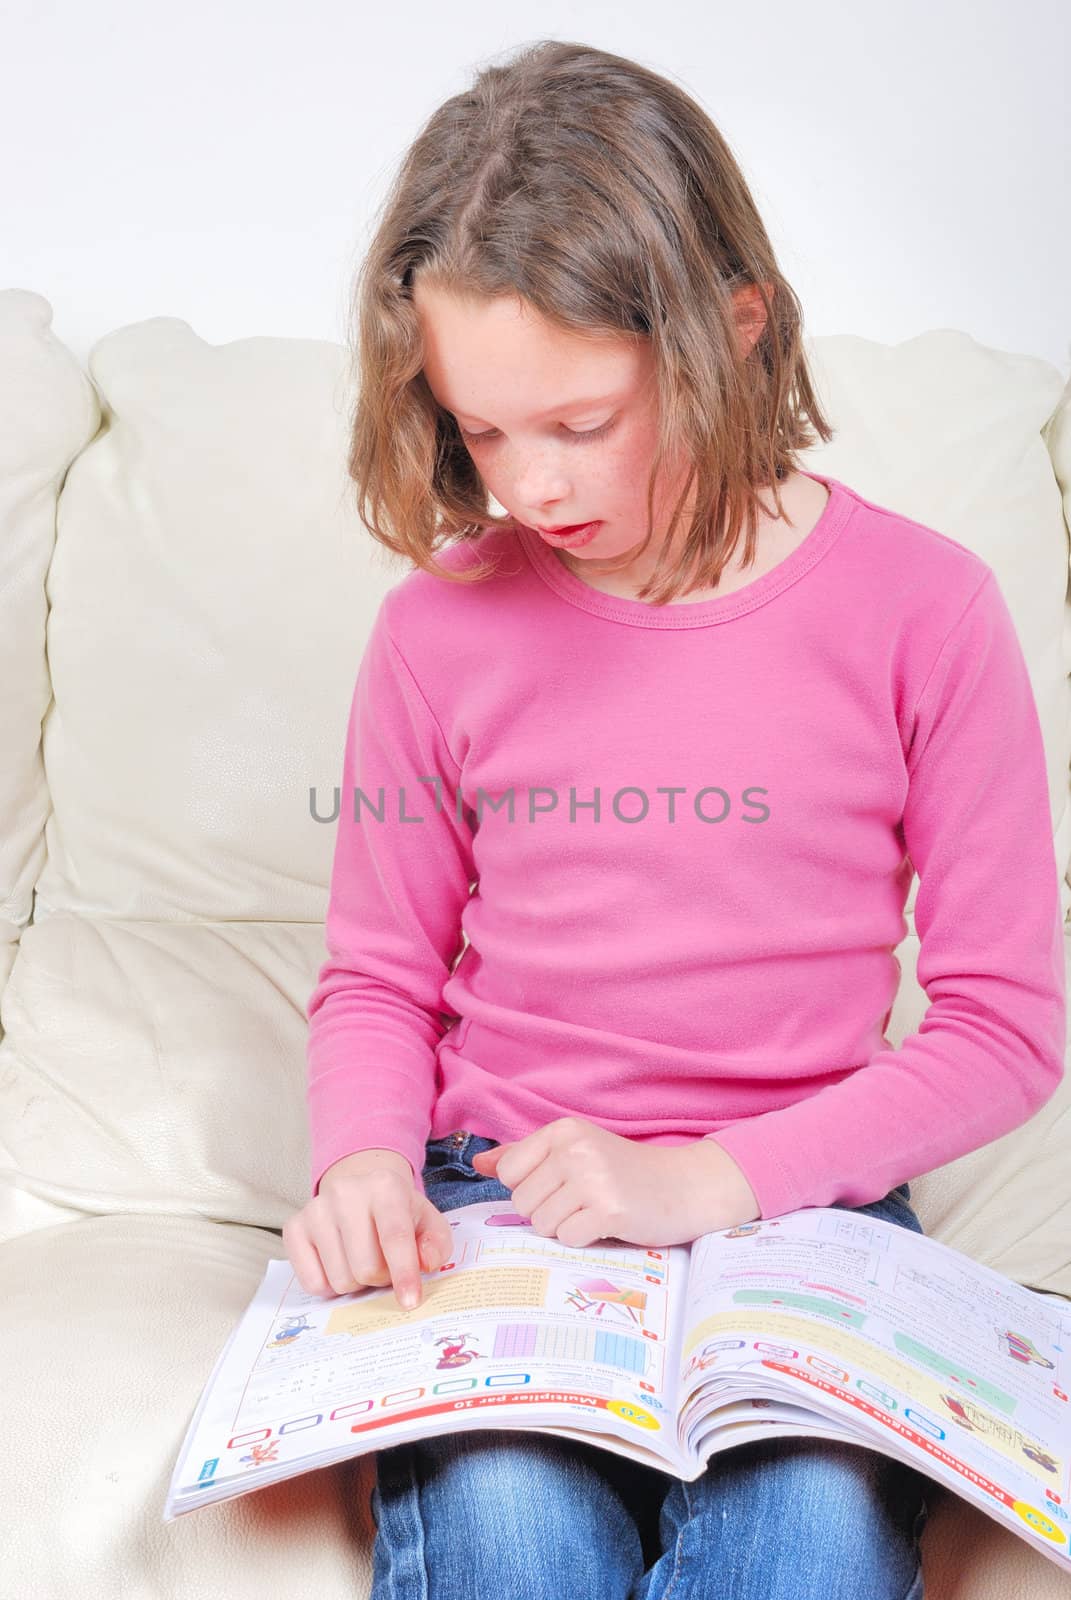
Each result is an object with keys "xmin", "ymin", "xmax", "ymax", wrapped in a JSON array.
[
  {"xmin": 0, "ymin": 290, "xmax": 99, "ymax": 1020},
  {"xmin": 1, "ymin": 1212, "xmax": 377, "ymax": 1598}
]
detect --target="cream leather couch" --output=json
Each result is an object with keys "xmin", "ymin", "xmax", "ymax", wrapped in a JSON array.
[{"xmin": 2, "ymin": 285, "xmax": 1070, "ymax": 1598}]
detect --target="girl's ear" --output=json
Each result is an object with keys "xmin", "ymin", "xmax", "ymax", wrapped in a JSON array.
[{"xmin": 731, "ymin": 281, "xmax": 772, "ymax": 358}]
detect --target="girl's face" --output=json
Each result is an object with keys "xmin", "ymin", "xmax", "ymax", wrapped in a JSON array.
[{"xmin": 412, "ymin": 280, "xmax": 703, "ymax": 579}]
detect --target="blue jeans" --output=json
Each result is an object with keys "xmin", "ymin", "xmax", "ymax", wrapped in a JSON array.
[{"xmin": 370, "ymin": 1132, "xmax": 930, "ymax": 1600}]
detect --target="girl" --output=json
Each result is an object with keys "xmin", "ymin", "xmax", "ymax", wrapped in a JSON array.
[{"xmin": 285, "ymin": 38, "xmax": 1065, "ymax": 1600}]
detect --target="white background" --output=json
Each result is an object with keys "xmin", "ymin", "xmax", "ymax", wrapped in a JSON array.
[{"xmin": 2, "ymin": 0, "xmax": 1068, "ymax": 376}]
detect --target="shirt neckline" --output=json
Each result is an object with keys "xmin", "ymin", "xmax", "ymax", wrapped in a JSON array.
[{"xmin": 514, "ymin": 468, "xmax": 855, "ymax": 628}]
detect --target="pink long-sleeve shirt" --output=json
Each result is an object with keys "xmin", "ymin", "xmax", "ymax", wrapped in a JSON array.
[{"xmin": 306, "ymin": 469, "xmax": 1066, "ymax": 1219}]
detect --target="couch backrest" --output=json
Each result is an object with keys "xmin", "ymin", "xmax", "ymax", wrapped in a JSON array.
[{"xmin": 2, "ymin": 287, "xmax": 1069, "ymax": 1296}]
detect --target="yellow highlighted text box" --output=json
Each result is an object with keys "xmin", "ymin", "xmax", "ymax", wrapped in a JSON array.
[{"xmin": 328, "ymin": 1265, "xmax": 550, "ymax": 1337}]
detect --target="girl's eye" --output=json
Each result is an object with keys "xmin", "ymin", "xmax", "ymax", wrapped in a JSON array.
[{"xmin": 458, "ymin": 419, "xmax": 615, "ymax": 446}]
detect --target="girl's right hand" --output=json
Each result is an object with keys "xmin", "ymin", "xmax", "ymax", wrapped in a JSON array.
[{"xmin": 282, "ymin": 1149, "xmax": 454, "ymax": 1310}]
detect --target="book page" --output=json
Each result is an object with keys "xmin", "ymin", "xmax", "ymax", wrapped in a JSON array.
[
  {"xmin": 166, "ymin": 1198, "xmax": 690, "ymax": 1518},
  {"xmin": 674, "ymin": 1207, "xmax": 1071, "ymax": 1567}
]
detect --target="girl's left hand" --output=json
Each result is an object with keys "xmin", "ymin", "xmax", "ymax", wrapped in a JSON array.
[{"xmin": 469, "ymin": 1116, "xmax": 760, "ymax": 1248}]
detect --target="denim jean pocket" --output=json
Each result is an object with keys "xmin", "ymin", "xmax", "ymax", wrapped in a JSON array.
[
  {"xmin": 422, "ymin": 1131, "xmax": 501, "ymax": 1185},
  {"xmin": 422, "ymin": 1140, "xmax": 464, "ymax": 1178},
  {"xmin": 422, "ymin": 1132, "xmax": 482, "ymax": 1180}
]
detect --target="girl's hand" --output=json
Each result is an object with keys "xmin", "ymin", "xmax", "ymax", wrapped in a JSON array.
[
  {"xmin": 470, "ymin": 1117, "xmax": 760, "ymax": 1248},
  {"xmin": 282, "ymin": 1152, "xmax": 453, "ymax": 1310}
]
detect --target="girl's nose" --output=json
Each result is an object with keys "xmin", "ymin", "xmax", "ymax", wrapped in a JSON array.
[{"xmin": 512, "ymin": 460, "xmax": 573, "ymax": 506}]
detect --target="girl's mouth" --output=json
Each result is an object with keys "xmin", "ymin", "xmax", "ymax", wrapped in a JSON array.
[{"xmin": 531, "ymin": 520, "xmax": 603, "ymax": 548}]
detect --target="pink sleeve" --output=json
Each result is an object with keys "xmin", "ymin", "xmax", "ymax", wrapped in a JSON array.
[
  {"xmin": 707, "ymin": 570, "xmax": 1066, "ymax": 1218},
  {"xmin": 306, "ymin": 597, "xmax": 474, "ymax": 1199}
]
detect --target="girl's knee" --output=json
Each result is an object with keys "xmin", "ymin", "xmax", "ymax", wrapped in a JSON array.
[
  {"xmin": 375, "ymin": 1429, "xmax": 645, "ymax": 1597},
  {"xmin": 662, "ymin": 1437, "xmax": 927, "ymax": 1599},
  {"xmin": 429, "ymin": 1430, "xmax": 619, "ymax": 1534}
]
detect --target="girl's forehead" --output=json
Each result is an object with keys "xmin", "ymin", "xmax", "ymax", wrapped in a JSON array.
[{"xmin": 413, "ymin": 284, "xmax": 651, "ymax": 417}]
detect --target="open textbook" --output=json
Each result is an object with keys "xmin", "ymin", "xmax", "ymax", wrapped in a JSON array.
[{"xmin": 164, "ymin": 1200, "xmax": 1071, "ymax": 1573}]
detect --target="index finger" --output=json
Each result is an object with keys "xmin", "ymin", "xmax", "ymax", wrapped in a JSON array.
[{"xmin": 372, "ymin": 1192, "xmax": 425, "ymax": 1309}]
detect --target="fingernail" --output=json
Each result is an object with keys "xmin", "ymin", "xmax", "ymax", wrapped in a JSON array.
[{"xmin": 400, "ymin": 1288, "xmax": 418, "ymax": 1309}]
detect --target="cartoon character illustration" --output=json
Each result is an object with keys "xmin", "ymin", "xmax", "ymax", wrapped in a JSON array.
[
  {"xmin": 434, "ymin": 1333, "xmax": 485, "ymax": 1370},
  {"xmin": 269, "ymin": 1313, "xmax": 314, "ymax": 1348}
]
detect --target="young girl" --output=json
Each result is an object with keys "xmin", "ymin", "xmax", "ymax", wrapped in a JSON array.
[{"xmin": 284, "ymin": 39, "xmax": 1065, "ymax": 1600}]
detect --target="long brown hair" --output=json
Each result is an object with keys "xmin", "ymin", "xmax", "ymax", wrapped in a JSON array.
[{"xmin": 345, "ymin": 39, "xmax": 835, "ymax": 605}]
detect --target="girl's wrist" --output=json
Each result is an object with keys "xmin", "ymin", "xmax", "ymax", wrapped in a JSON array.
[
  {"xmin": 322, "ymin": 1148, "xmax": 414, "ymax": 1186},
  {"xmin": 686, "ymin": 1138, "xmax": 762, "ymax": 1226}
]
